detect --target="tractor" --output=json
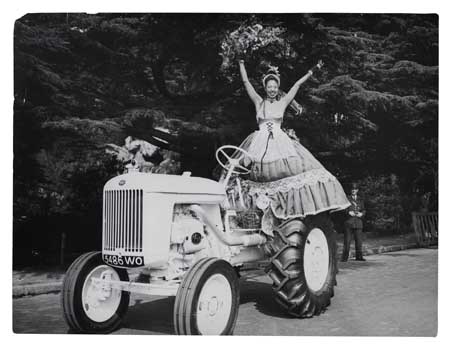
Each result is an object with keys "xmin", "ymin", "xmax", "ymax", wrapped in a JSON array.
[{"xmin": 61, "ymin": 145, "xmax": 337, "ymax": 335}]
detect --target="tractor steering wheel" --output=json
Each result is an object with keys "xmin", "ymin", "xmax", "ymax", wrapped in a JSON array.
[{"xmin": 215, "ymin": 145, "xmax": 252, "ymax": 175}]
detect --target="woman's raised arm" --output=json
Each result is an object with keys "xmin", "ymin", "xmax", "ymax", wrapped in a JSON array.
[
  {"xmin": 283, "ymin": 60, "xmax": 323, "ymax": 106},
  {"xmin": 239, "ymin": 60, "xmax": 262, "ymax": 106}
]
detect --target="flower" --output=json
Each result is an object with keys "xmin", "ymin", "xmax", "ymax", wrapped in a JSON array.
[{"xmin": 219, "ymin": 24, "xmax": 288, "ymax": 72}]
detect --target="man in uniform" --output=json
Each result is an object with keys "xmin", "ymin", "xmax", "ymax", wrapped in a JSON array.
[{"xmin": 341, "ymin": 183, "xmax": 366, "ymax": 261}]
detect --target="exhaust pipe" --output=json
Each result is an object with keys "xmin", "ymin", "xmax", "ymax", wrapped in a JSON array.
[{"xmin": 189, "ymin": 205, "xmax": 266, "ymax": 247}]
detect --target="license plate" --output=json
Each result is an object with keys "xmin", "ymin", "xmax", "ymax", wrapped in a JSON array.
[{"xmin": 103, "ymin": 254, "xmax": 144, "ymax": 267}]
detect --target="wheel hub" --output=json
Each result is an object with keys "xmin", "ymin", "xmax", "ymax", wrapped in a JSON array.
[
  {"xmin": 304, "ymin": 228, "xmax": 330, "ymax": 292},
  {"xmin": 82, "ymin": 265, "xmax": 122, "ymax": 322},
  {"xmin": 207, "ymin": 297, "xmax": 220, "ymax": 316},
  {"xmin": 196, "ymin": 274, "xmax": 232, "ymax": 334}
]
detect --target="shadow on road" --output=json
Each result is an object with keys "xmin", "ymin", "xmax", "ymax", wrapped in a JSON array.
[
  {"xmin": 337, "ymin": 259, "xmax": 386, "ymax": 273},
  {"xmin": 123, "ymin": 296, "xmax": 176, "ymax": 335},
  {"xmin": 122, "ymin": 279, "xmax": 294, "ymax": 334},
  {"xmin": 115, "ymin": 258, "xmax": 393, "ymax": 334},
  {"xmin": 380, "ymin": 251, "xmax": 428, "ymax": 257},
  {"xmin": 239, "ymin": 280, "xmax": 296, "ymax": 319}
]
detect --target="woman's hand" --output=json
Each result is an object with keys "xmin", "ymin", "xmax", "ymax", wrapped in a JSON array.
[
  {"xmin": 236, "ymin": 49, "xmax": 247, "ymax": 62},
  {"xmin": 308, "ymin": 60, "xmax": 325, "ymax": 76}
]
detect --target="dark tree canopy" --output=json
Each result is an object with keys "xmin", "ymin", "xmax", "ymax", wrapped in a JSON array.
[{"xmin": 13, "ymin": 13, "xmax": 438, "ymax": 265}]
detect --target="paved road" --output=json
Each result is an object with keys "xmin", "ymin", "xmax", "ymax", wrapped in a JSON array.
[{"xmin": 13, "ymin": 249, "xmax": 437, "ymax": 336}]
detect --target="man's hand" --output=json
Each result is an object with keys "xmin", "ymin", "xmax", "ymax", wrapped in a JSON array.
[
  {"xmin": 349, "ymin": 211, "xmax": 355, "ymax": 216},
  {"xmin": 356, "ymin": 212, "xmax": 363, "ymax": 218}
]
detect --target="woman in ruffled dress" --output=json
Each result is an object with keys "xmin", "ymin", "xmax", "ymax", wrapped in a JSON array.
[{"xmin": 234, "ymin": 59, "xmax": 350, "ymax": 219}]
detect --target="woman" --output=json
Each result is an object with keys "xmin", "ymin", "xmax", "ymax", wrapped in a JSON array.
[{"xmin": 230, "ymin": 59, "xmax": 349, "ymax": 219}]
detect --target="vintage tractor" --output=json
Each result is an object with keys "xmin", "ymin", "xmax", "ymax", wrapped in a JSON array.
[{"xmin": 61, "ymin": 145, "xmax": 337, "ymax": 335}]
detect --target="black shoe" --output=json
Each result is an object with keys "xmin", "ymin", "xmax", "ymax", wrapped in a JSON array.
[
  {"xmin": 355, "ymin": 257, "xmax": 366, "ymax": 261},
  {"xmin": 340, "ymin": 258, "xmax": 348, "ymax": 262}
]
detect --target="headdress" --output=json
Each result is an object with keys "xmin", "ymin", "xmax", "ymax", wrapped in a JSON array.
[{"xmin": 262, "ymin": 65, "xmax": 280, "ymax": 87}]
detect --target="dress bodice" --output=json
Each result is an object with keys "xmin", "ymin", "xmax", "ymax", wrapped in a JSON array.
[{"xmin": 256, "ymin": 98, "xmax": 286, "ymax": 126}]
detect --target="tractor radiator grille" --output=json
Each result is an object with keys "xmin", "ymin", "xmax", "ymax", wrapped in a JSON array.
[{"xmin": 103, "ymin": 189, "xmax": 143, "ymax": 252}]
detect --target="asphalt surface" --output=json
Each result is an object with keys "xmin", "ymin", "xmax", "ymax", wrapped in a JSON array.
[{"xmin": 13, "ymin": 248, "xmax": 437, "ymax": 336}]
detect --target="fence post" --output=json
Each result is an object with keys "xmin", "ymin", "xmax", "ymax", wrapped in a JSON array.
[{"xmin": 411, "ymin": 212, "xmax": 438, "ymax": 247}]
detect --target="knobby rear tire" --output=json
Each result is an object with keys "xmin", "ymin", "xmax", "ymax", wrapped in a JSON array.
[{"xmin": 265, "ymin": 214, "xmax": 337, "ymax": 318}]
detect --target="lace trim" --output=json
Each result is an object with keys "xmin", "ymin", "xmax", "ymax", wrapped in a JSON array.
[
  {"xmin": 269, "ymin": 203, "xmax": 350, "ymax": 220},
  {"xmin": 242, "ymin": 168, "xmax": 338, "ymax": 196}
]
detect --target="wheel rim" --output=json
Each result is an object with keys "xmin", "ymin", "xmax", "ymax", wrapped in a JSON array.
[
  {"xmin": 303, "ymin": 228, "xmax": 330, "ymax": 292},
  {"xmin": 82, "ymin": 265, "xmax": 122, "ymax": 323},
  {"xmin": 196, "ymin": 273, "xmax": 233, "ymax": 335}
]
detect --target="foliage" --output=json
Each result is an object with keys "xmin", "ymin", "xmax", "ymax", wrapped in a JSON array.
[
  {"xmin": 355, "ymin": 175, "xmax": 404, "ymax": 234},
  {"xmin": 219, "ymin": 24, "xmax": 292, "ymax": 74},
  {"xmin": 13, "ymin": 13, "xmax": 438, "ymax": 262}
]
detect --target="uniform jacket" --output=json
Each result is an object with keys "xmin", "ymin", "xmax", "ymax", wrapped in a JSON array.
[{"xmin": 345, "ymin": 195, "xmax": 365, "ymax": 229}]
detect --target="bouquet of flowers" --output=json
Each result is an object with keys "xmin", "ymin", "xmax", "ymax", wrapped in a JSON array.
[{"xmin": 219, "ymin": 24, "xmax": 289, "ymax": 72}]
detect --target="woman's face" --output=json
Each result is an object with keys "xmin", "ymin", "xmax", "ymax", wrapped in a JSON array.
[{"xmin": 265, "ymin": 79, "xmax": 279, "ymax": 99}]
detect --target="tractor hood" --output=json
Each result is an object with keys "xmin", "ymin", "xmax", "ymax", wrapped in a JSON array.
[{"xmin": 104, "ymin": 172, "xmax": 226, "ymax": 196}]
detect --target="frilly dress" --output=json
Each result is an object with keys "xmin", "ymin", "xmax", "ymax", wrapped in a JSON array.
[{"xmin": 227, "ymin": 96, "xmax": 350, "ymax": 221}]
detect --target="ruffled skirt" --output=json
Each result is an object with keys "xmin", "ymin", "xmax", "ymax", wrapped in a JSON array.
[{"xmin": 230, "ymin": 127, "xmax": 350, "ymax": 220}]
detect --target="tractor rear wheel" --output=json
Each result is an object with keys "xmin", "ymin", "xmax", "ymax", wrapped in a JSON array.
[
  {"xmin": 174, "ymin": 258, "xmax": 240, "ymax": 335},
  {"xmin": 265, "ymin": 214, "xmax": 337, "ymax": 317}
]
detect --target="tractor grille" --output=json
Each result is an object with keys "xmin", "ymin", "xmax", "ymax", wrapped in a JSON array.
[{"xmin": 103, "ymin": 189, "xmax": 143, "ymax": 252}]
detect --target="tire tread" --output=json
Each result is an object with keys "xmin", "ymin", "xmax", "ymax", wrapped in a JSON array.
[
  {"xmin": 174, "ymin": 258, "xmax": 239, "ymax": 335},
  {"xmin": 61, "ymin": 251, "xmax": 129, "ymax": 333},
  {"xmin": 265, "ymin": 215, "xmax": 337, "ymax": 318}
]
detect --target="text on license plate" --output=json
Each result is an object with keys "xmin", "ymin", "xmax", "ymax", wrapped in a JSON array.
[{"xmin": 103, "ymin": 254, "xmax": 144, "ymax": 267}]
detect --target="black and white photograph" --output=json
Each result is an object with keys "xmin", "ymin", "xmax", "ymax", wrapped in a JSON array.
[{"xmin": 10, "ymin": 8, "xmax": 439, "ymax": 338}]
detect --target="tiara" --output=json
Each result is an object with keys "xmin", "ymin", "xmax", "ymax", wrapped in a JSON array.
[
  {"xmin": 262, "ymin": 65, "xmax": 280, "ymax": 86},
  {"xmin": 267, "ymin": 65, "xmax": 279, "ymax": 75}
]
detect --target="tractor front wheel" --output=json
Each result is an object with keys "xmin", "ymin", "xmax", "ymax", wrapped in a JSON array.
[
  {"xmin": 61, "ymin": 252, "xmax": 130, "ymax": 333},
  {"xmin": 174, "ymin": 258, "xmax": 240, "ymax": 335}
]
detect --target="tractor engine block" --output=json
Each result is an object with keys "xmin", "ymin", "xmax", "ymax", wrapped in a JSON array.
[{"xmin": 167, "ymin": 205, "xmax": 209, "ymax": 279}]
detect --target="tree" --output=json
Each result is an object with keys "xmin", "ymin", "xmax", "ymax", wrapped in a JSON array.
[{"xmin": 13, "ymin": 13, "xmax": 438, "ymax": 264}]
